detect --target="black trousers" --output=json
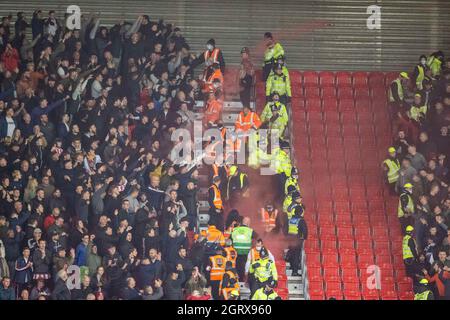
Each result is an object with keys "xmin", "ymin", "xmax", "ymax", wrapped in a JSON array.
[
  {"xmin": 404, "ymin": 258, "xmax": 418, "ymax": 278},
  {"xmin": 236, "ymin": 254, "xmax": 247, "ymax": 280},
  {"xmin": 287, "ymin": 240, "xmax": 303, "ymax": 274},
  {"xmin": 262, "ymin": 63, "xmax": 273, "ymax": 82},
  {"xmin": 240, "ymin": 88, "xmax": 251, "ymax": 108},
  {"xmin": 210, "ymin": 280, "xmax": 221, "ymax": 300}
]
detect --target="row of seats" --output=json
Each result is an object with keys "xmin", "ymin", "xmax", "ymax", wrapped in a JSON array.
[{"xmin": 294, "ymin": 70, "xmax": 411, "ymax": 299}]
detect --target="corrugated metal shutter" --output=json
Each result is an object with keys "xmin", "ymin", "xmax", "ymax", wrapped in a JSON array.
[{"xmin": 1, "ymin": 0, "xmax": 449, "ymax": 71}]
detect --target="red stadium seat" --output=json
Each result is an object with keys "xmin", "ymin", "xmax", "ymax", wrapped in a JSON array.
[
  {"xmin": 399, "ymin": 291, "xmax": 414, "ymax": 300},
  {"xmin": 337, "ymin": 87, "xmax": 354, "ymax": 99},
  {"xmin": 303, "ymin": 71, "xmax": 319, "ymax": 86},
  {"xmin": 321, "ymin": 86, "xmax": 336, "ymax": 98},
  {"xmin": 337, "ymin": 226, "xmax": 353, "ymax": 238},
  {"xmin": 362, "ymin": 289, "xmax": 380, "ymax": 300},
  {"xmin": 343, "ymin": 290, "xmax": 362, "ymax": 300},
  {"xmin": 368, "ymin": 72, "xmax": 385, "ymax": 88},
  {"xmin": 319, "ymin": 71, "xmax": 336, "ymax": 87},
  {"xmin": 326, "ymin": 289, "xmax": 344, "ymax": 300},
  {"xmin": 380, "ymin": 290, "xmax": 398, "ymax": 300},
  {"xmin": 353, "ymin": 71, "xmax": 368, "ymax": 86},
  {"xmin": 305, "ymin": 86, "xmax": 321, "ymax": 99},
  {"xmin": 322, "ymin": 98, "xmax": 338, "ymax": 111},
  {"xmin": 305, "ymin": 98, "xmax": 322, "ymax": 111},
  {"xmin": 336, "ymin": 71, "xmax": 353, "ymax": 87}
]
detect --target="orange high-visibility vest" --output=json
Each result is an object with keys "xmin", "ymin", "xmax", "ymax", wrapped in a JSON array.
[
  {"xmin": 203, "ymin": 69, "xmax": 224, "ymax": 92},
  {"xmin": 235, "ymin": 111, "xmax": 261, "ymax": 132},
  {"xmin": 204, "ymin": 99, "xmax": 223, "ymax": 124},
  {"xmin": 206, "ymin": 226, "xmax": 226, "ymax": 247},
  {"xmin": 261, "ymin": 208, "xmax": 278, "ymax": 229},
  {"xmin": 209, "ymin": 255, "xmax": 226, "ymax": 281},
  {"xmin": 224, "ymin": 246, "xmax": 237, "ymax": 268},
  {"xmin": 209, "ymin": 184, "xmax": 223, "ymax": 210},
  {"xmin": 249, "ymin": 247, "xmax": 261, "ymax": 264},
  {"xmin": 220, "ymin": 270, "xmax": 240, "ymax": 299},
  {"xmin": 225, "ymin": 137, "xmax": 242, "ymax": 153},
  {"xmin": 204, "ymin": 48, "xmax": 220, "ymax": 64}
]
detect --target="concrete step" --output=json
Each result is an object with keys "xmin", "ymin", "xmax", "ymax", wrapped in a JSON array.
[
  {"xmin": 222, "ymin": 112, "xmax": 238, "ymax": 124},
  {"xmin": 223, "ymin": 101, "xmax": 243, "ymax": 112}
]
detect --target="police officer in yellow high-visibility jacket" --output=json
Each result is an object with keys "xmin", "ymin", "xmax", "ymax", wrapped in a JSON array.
[
  {"xmin": 226, "ymin": 165, "xmax": 249, "ymax": 203},
  {"xmin": 284, "ymin": 167, "xmax": 299, "ymax": 195},
  {"xmin": 426, "ymin": 51, "xmax": 444, "ymax": 79},
  {"xmin": 408, "ymin": 93, "xmax": 428, "ymax": 124},
  {"xmin": 249, "ymin": 248, "xmax": 278, "ymax": 296},
  {"xmin": 389, "ymin": 72, "xmax": 410, "ymax": 110},
  {"xmin": 398, "ymin": 183, "xmax": 415, "ymax": 232},
  {"xmin": 261, "ymin": 93, "xmax": 289, "ymax": 136},
  {"xmin": 412, "ymin": 55, "xmax": 429, "ymax": 90},
  {"xmin": 382, "ymin": 147, "xmax": 400, "ymax": 195},
  {"xmin": 266, "ymin": 64, "xmax": 291, "ymax": 105},
  {"xmin": 403, "ymin": 225, "xmax": 419, "ymax": 278},
  {"xmin": 262, "ymin": 32, "xmax": 285, "ymax": 81},
  {"xmin": 251, "ymin": 282, "xmax": 280, "ymax": 300},
  {"xmin": 414, "ymin": 279, "xmax": 434, "ymax": 300}
]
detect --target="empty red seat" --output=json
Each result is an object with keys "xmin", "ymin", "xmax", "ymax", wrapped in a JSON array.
[
  {"xmin": 362, "ymin": 289, "xmax": 380, "ymax": 300},
  {"xmin": 309, "ymin": 287, "xmax": 325, "ymax": 300},
  {"xmin": 305, "ymin": 86, "xmax": 321, "ymax": 98},
  {"xmin": 305, "ymin": 98, "xmax": 322, "ymax": 111},
  {"xmin": 322, "ymin": 239, "xmax": 338, "ymax": 250},
  {"xmin": 319, "ymin": 71, "xmax": 336, "ymax": 87},
  {"xmin": 342, "ymin": 280, "xmax": 361, "ymax": 292},
  {"xmin": 336, "ymin": 71, "xmax": 352, "ymax": 87},
  {"xmin": 321, "ymin": 86, "xmax": 336, "ymax": 98},
  {"xmin": 353, "ymin": 72, "xmax": 368, "ymax": 87},
  {"xmin": 322, "ymin": 253, "xmax": 339, "ymax": 265},
  {"xmin": 337, "ymin": 226, "xmax": 353, "ymax": 238},
  {"xmin": 354, "ymin": 87, "xmax": 370, "ymax": 99},
  {"xmin": 324, "ymin": 109, "xmax": 340, "ymax": 125},
  {"xmin": 337, "ymin": 87, "xmax": 354, "ymax": 99},
  {"xmin": 368, "ymin": 72, "xmax": 385, "ymax": 88},
  {"xmin": 380, "ymin": 290, "xmax": 398, "ymax": 300},
  {"xmin": 376, "ymin": 254, "xmax": 392, "ymax": 265},
  {"xmin": 320, "ymin": 226, "xmax": 336, "ymax": 236},
  {"xmin": 343, "ymin": 290, "xmax": 362, "ymax": 300},
  {"xmin": 322, "ymin": 98, "xmax": 338, "ymax": 111},
  {"xmin": 334, "ymin": 215, "xmax": 353, "ymax": 227},
  {"xmin": 326, "ymin": 289, "xmax": 344, "ymax": 300},
  {"xmin": 290, "ymin": 71, "xmax": 302, "ymax": 84},
  {"xmin": 372, "ymin": 226, "xmax": 389, "ymax": 238},
  {"xmin": 399, "ymin": 291, "xmax": 414, "ymax": 300},
  {"xmin": 340, "ymin": 253, "xmax": 357, "ymax": 266},
  {"xmin": 303, "ymin": 71, "xmax": 319, "ymax": 86},
  {"xmin": 338, "ymin": 239, "xmax": 355, "ymax": 250}
]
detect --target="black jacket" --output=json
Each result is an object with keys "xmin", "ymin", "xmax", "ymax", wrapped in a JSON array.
[{"xmin": 52, "ymin": 278, "xmax": 71, "ymax": 300}]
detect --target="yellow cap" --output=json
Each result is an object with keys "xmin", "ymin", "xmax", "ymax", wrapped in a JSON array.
[
  {"xmin": 230, "ymin": 290, "xmax": 239, "ymax": 296},
  {"xmin": 404, "ymin": 183, "xmax": 413, "ymax": 189},
  {"xmin": 229, "ymin": 165, "xmax": 238, "ymax": 176},
  {"xmin": 388, "ymin": 147, "xmax": 396, "ymax": 154},
  {"xmin": 419, "ymin": 278, "xmax": 428, "ymax": 285},
  {"xmin": 415, "ymin": 93, "xmax": 422, "ymax": 98},
  {"xmin": 406, "ymin": 225, "xmax": 414, "ymax": 232},
  {"xmin": 400, "ymin": 72, "xmax": 409, "ymax": 79}
]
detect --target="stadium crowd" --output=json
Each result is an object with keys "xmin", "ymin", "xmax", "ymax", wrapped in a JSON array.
[
  {"xmin": 385, "ymin": 52, "xmax": 450, "ymax": 299},
  {"xmin": 0, "ymin": 9, "xmax": 307, "ymax": 301}
]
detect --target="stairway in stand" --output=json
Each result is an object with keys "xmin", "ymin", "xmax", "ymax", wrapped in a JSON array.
[
  {"xmin": 193, "ymin": 68, "xmax": 303, "ymax": 300},
  {"xmin": 291, "ymin": 70, "xmax": 415, "ymax": 300}
]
